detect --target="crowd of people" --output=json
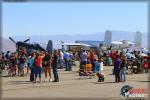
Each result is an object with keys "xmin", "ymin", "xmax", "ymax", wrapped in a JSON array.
[
  {"xmin": 78, "ymin": 48, "xmax": 150, "ymax": 82},
  {"xmin": 0, "ymin": 46, "xmax": 150, "ymax": 83},
  {"xmin": 0, "ymin": 47, "xmax": 77, "ymax": 83}
]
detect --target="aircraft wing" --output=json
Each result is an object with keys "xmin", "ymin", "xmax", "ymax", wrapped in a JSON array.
[
  {"xmin": 63, "ymin": 43, "xmax": 91, "ymax": 47},
  {"xmin": 111, "ymin": 41, "xmax": 123, "ymax": 45}
]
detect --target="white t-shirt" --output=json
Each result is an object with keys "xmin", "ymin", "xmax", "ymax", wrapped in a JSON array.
[
  {"xmin": 60, "ymin": 52, "xmax": 64, "ymax": 60},
  {"xmin": 100, "ymin": 62, "xmax": 103, "ymax": 71}
]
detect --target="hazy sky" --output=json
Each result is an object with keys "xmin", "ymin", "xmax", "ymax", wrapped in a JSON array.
[{"xmin": 2, "ymin": 2, "xmax": 147, "ymax": 37}]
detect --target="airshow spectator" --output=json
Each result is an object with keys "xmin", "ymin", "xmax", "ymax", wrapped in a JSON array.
[
  {"xmin": 120, "ymin": 55, "xmax": 127, "ymax": 82},
  {"xmin": 29, "ymin": 54, "xmax": 35, "ymax": 82},
  {"xmin": 64, "ymin": 50, "xmax": 70, "ymax": 71},
  {"xmin": 62, "ymin": 45, "xmax": 65, "ymax": 53},
  {"xmin": 5, "ymin": 51, "xmax": 11, "ymax": 60},
  {"xmin": 68, "ymin": 51, "xmax": 74, "ymax": 71},
  {"xmin": 19, "ymin": 54, "xmax": 26, "ymax": 76},
  {"xmin": 34, "ymin": 52, "xmax": 45, "ymax": 83},
  {"xmin": 114, "ymin": 55, "xmax": 121, "ymax": 83},
  {"xmin": 42, "ymin": 51, "xmax": 52, "ymax": 82},
  {"xmin": 89, "ymin": 50, "xmax": 95, "ymax": 71},
  {"xmin": 52, "ymin": 49, "xmax": 59, "ymax": 82},
  {"xmin": 144, "ymin": 59, "xmax": 149, "ymax": 73},
  {"xmin": 80, "ymin": 50, "xmax": 88, "ymax": 67},
  {"xmin": 0, "ymin": 53, "xmax": 5, "ymax": 75},
  {"xmin": 58, "ymin": 49, "xmax": 64, "ymax": 69}
]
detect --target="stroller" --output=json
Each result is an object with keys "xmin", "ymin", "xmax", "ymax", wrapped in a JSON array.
[{"xmin": 79, "ymin": 64, "xmax": 95, "ymax": 79}]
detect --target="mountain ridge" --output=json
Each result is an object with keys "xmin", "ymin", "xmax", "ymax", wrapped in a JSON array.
[{"xmin": 4, "ymin": 31, "xmax": 147, "ymax": 48}]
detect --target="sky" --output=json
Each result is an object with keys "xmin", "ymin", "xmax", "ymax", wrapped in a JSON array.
[{"xmin": 2, "ymin": 2, "xmax": 148, "ymax": 37}]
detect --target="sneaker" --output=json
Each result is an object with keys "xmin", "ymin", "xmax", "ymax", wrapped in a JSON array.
[
  {"xmin": 49, "ymin": 78, "xmax": 52, "ymax": 82},
  {"xmin": 52, "ymin": 80, "xmax": 59, "ymax": 82}
]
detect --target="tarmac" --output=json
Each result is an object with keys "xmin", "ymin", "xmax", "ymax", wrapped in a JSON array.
[{"xmin": 1, "ymin": 61, "xmax": 149, "ymax": 100}]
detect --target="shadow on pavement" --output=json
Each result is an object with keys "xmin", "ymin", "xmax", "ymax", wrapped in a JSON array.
[
  {"xmin": 8, "ymin": 81, "xmax": 32, "ymax": 85},
  {"xmin": 1, "ymin": 75, "xmax": 10, "ymax": 77},
  {"xmin": 108, "ymin": 74, "xmax": 114, "ymax": 75},
  {"xmin": 137, "ymin": 81, "xmax": 150, "ymax": 82},
  {"xmin": 91, "ymin": 81, "xmax": 116, "ymax": 84}
]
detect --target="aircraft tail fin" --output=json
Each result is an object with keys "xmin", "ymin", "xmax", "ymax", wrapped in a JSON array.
[
  {"xmin": 46, "ymin": 40, "xmax": 53, "ymax": 54},
  {"xmin": 134, "ymin": 31, "xmax": 142, "ymax": 48},
  {"xmin": 104, "ymin": 30, "xmax": 112, "ymax": 45}
]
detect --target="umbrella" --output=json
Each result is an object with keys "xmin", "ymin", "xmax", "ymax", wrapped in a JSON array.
[{"xmin": 126, "ymin": 53, "xmax": 136, "ymax": 59}]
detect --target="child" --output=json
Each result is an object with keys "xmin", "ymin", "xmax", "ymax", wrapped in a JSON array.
[
  {"xmin": 94, "ymin": 60, "xmax": 100, "ymax": 73},
  {"xmin": 95, "ymin": 58, "xmax": 105, "ymax": 82},
  {"xmin": 29, "ymin": 55, "xmax": 35, "ymax": 82},
  {"xmin": 97, "ymin": 73, "xmax": 105, "ymax": 82}
]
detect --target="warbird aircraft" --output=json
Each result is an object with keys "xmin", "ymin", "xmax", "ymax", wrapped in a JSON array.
[{"xmin": 9, "ymin": 37, "xmax": 46, "ymax": 53}]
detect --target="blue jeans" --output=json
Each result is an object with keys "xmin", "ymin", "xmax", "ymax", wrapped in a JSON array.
[
  {"xmin": 68, "ymin": 61, "xmax": 72, "ymax": 71},
  {"xmin": 114, "ymin": 69, "xmax": 120, "ymax": 82},
  {"xmin": 20, "ymin": 63, "xmax": 25, "ymax": 69},
  {"xmin": 65, "ymin": 59, "xmax": 69, "ymax": 71},
  {"xmin": 120, "ymin": 67, "xmax": 126, "ymax": 82},
  {"xmin": 94, "ymin": 61, "xmax": 100, "ymax": 72},
  {"xmin": 58, "ymin": 59, "xmax": 63, "ymax": 68},
  {"xmin": 53, "ymin": 65, "xmax": 59, "ymax": 81},
  {"xmin": 30, "ymin": 67, "xmax": 35, "ymax": 75},
  {"xmin": 91, "ymin": 62, "xmax": 95, "ymax": 72},
  {"xmin": 30, "ymin": 67, "xmax": 35, "ymax": 81},
  {"xmin": 35, "ymin": 67, "xmax": 42, "ymax": 78}
]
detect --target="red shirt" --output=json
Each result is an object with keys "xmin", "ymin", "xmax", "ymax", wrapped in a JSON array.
[
  {"xmin": 21, "ymin": 48, "xmax": 26, "ymax": 55},
  {"xmin": 89, "ymin": 52, "xmax": 94, "ymax": 62},
  {"xmin": 35, "ymin": 55, "xmax": 44, "ymax": 67},
  {"xmin": 110, "ymin": 52, "xmax": 113, "ymax": 59},
  {"xmin": 144, "ymin": 56, "xmax": 150, "ymax": 59},
  {"xmin": 144, "ymin": 62, "xmax": 148, "ymax": 68},
  {"xmin": 144, "ymin": 56, "xmax": 150, "ymax": 68}
]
